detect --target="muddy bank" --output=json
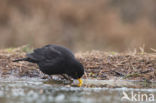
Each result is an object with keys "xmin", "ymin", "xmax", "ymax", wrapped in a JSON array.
[{"xmin": 0, "ymin": 46, "xmax": 156, "ymax": 82}]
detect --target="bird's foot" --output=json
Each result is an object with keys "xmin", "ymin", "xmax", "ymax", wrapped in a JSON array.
[{"xmin": 61, "ymin": 74, "xmax": 73, "ymax": 82}]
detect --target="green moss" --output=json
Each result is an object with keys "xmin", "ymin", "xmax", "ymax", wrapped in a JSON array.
[
  {"xmin": 110, "ymin": 51, "xmax": 117, "ymax": 55},
  {"xmin": 6, "ymin": 48, "xmax": 16, "ymax": 52},
  {"xmin": 21, "ymin": 44, "xmax": 33, "ymax": 53},
  {"xmin": 4, "ymin": 44, "xmax": 33, "ymax": 53}
]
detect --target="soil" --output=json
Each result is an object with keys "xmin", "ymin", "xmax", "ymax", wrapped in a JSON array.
[{"xmin": 0, "ymin": 46, "xmax": 156, "ymax": 82}]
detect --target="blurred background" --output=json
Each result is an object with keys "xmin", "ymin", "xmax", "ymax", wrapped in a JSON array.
[{"xmin": 0, "ymin": 0, "xmax": 156, "ymax": 52}]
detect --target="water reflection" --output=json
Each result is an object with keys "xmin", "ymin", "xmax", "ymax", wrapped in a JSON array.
[{"xmin": 0, "ymin": 78, "xmax": 156, "ymax": 103}]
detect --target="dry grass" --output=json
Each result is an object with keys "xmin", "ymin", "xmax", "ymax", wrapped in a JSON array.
[
  {"xmin": 0, "ymin": 46, "xmax": 155, "ymax": 82},
  {"xmin": 76, "ymin": 51, "xmax": 156, "ymax": 81},
  {"xmin": 0, "ymin": 46, "xmax": 41, "ymax": 78}
]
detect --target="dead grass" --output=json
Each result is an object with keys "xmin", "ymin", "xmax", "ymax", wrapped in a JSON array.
[
  {"xmin": 0, "ymin": 47, "xmax": 156, "ymax": 82},
  {"xmin": 0, "ymin": 46, "xmax": 41, "ymax": 78},
  {"xmin": 76, "ymin": 50, "xmax": 156, "ymax": 81}
]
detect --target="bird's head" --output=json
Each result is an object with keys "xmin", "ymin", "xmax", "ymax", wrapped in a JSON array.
[{"xmin": 66, "ymin": 59, "xmax": 84, "ymax": 79}]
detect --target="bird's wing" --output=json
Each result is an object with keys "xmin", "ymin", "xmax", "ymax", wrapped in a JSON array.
[
  {"xmin": 38, "ymin": 56, "xmax": 62, "ymax": 69},
  {"xmin": 26, "ymin": 45, "xmax": 62, "ymax": 62},
  {"xmin": 53, "ymin": 45, "xmax": 75, "ymax": 58}
]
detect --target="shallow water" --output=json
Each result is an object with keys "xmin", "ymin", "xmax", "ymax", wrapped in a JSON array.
[{"xmin": 0, "ymin": 77, "xmax": 156, "ymax": 103}]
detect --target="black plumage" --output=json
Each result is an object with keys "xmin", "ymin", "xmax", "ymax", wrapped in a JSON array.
[{"xmin": 13, "ymin": 44, "xmax": 84, "ymax": 80}]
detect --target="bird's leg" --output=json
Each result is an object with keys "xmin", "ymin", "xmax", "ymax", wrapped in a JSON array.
[
  {"xmin": 61, "ymin": 74, "xmax": 73, "ymax": 82},
  {"xmin": 61, "ymin": 74, "xmax": 68, "ymax": 80},
  {"xmin": 40, "ymin": 71, "xmax": 49, "ymax": 79},
  {"xmin": 49, "ymin": 75, "xmax": 53, "ymax": 80}
]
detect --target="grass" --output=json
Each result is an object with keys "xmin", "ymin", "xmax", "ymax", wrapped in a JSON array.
[
  {"xmin": 124, "ymin": 73, "xmax": 141, "ymax": 78},
  {"xmin": 76, "ymin": 50, "xmax": 156, "ymax": 82},
  {"xmin": 0, "ymin": 46, "xmax": 156, "ymax": 82}
]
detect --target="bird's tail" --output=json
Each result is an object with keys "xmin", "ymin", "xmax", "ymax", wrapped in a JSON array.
[{"xmin": 12, "ymin": 58, "xmax": 29, "ymax": 62}]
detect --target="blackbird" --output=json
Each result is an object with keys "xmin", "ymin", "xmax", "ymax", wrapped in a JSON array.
[{"xmin": 13, "ymin": 44, "xmax": 84, "ymax": 86}]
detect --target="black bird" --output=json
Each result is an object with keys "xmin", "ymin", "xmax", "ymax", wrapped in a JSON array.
[{"xmin": 13, "ymin": 44, "xmax": 84, "ymax": 86}]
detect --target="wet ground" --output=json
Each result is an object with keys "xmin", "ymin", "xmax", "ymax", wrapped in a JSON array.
[{"xmin": 0, "ymin": 77, "xmax": 156, "ymax": 103}]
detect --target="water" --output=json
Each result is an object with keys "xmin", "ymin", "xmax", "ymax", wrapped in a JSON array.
[{"xmin": 0, "ymin": 77, "xmax": 156, "ymax": 103}]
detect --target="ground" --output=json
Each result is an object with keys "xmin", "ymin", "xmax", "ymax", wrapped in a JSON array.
[{"xmin": 0, "ymin": 46, "xmax": 156, "ymax": 82}]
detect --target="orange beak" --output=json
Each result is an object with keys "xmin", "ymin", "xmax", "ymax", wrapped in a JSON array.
[{"xmin": 77, "ymin": 78, "xmax": 83, "ymax": 87}]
